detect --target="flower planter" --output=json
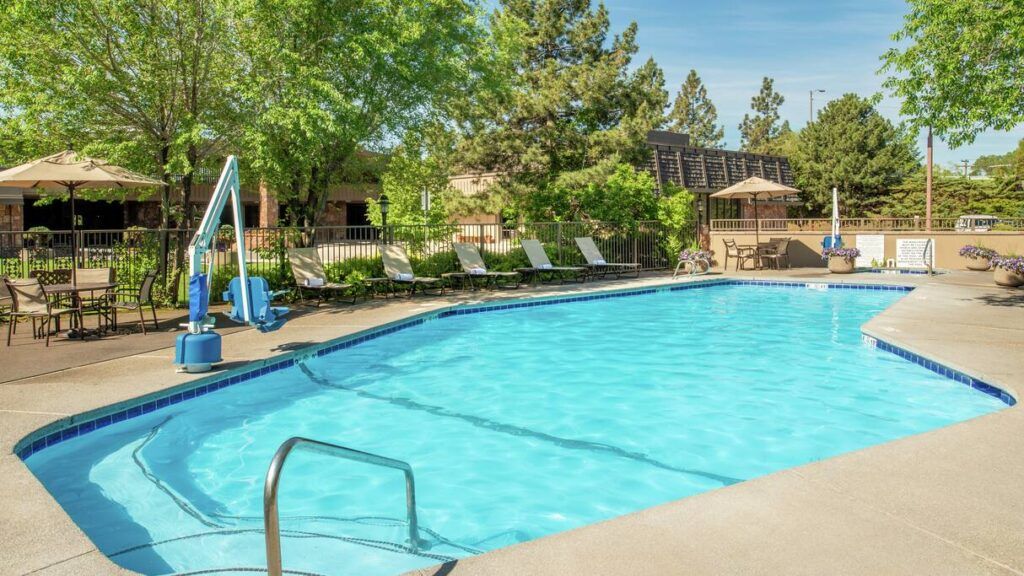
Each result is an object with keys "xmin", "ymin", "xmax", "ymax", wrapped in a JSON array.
[
  {"xmin": 965, "ymin": 256, "xmax": 992, "ymax": 271},
  {"xmin": 828, "ymin": 256, "xmax": 855, "ymax": 274},
  {"xmin": 994, "ymin": 267, "xmax": 1024, "ymax": 288}
]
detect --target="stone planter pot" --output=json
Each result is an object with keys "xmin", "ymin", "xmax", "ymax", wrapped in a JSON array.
[
  {"xmin": 828, "ymin": 256, "xmax": 855, "ymax": 274},
  {"xmin": 993, "ymin": 267, "xmax": 1024, "ymax": 288},
  {"xmin": 965, "ymin": 256, "xmax": 992, "ymax": 271}
]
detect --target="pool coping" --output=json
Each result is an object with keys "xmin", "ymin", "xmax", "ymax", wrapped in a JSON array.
[
  {"xmin": 18, "ymin": 277, "xmax": 1014, "ymax": 462},
  {"xmin": 4, "ymin": 271, "xmax": 1024, "ymax": 576}
]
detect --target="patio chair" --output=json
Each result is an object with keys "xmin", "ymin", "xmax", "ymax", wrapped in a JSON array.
[
  {"xmin": 75, "ymin": 267, "xmax": 115, "ymax": 330},
  {"xmin": 109, "ymin": 270, "xmax": 160, "ymax": 335},
  {"xmin": 4, "ymin": 277, "xmax": 81, "ymax": 346},
  {"xmin": 380, "ymin": 245, "xmax": 444, "ymax": 297},
  {"xmin": 0, "ymin": 275, "xmax": 11, "ymax": 324},
  {"xmin": 722, "ymin": 239, "xmax": 758, "ymax": 271},
  {"xmin": 29, "ymin": 269, "xmax": 74, "ymax": 308},
  {"xmin": 573, "ymin": 237, "xmax": 640, "ymax": 279},
  {"xmin": 516, "ymin": 239, "xmax": 586, "ymax": 284},
  {"xmin": 447, "ymin": 243, "xmax": 520, "ymax": 290},
  {"xmin": 759, "ymin": 238, "xmax": 791, "ymax": 270},
  {"xmin": 287, "ymin": 248, "xmax": 356, "ymax": 306}
]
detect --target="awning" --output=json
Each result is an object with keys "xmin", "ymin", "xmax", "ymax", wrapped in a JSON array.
[{"xmin": 0, "ymin": 186, "xmax": 23, "ymax": 205}]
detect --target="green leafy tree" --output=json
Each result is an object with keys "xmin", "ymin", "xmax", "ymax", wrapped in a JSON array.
[
  {"xmin": 881, "ymin": 0, "xmax": 1024, "ymax": 147},
  {"xmin": 365, "ymin": 127, "xmax": 459, "ymax": 253},
  {"xmin": 739, "ymin": 77, "xmax": 789, "ymax": 153},
  {"xmin": 457, "ymin": 0, "xmax": 668, "ymax": 217},
  {"xmin": 792, "ymin": 94, "xmax": 919, "ymax": 217},
  {"xmin": 656, "ymin": 183, "xmax": 696, "ymax": 256},
  {"xmin": 519, "ymin": 161, "xmax": 659, "ymax": 226},
  {"xmin": 877, "ymin": 167, "xmax": 1024, "ymax": 218},
  {"xmin": 0, "ymin": 0, "xmax": 239, "ymax": 302},
  {"xmin": 237, "ymin": 0, "xmax": 485, "ymax": 228},
  {"xmin": 668, "ymin": 70, "xmax": 724, "ymax": 148},
  {"xmin": 972, "ymin": 149, "xmax": 1015, "ymax": 177}
]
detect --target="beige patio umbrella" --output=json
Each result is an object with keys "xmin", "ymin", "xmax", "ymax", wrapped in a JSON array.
[
  {"xmin": 0, "ymin": 148, "xmax": 162, "ymax": 284},
  {"xmin": 709, "ymin": 176, "xmax": 800, "ymax": 246}
]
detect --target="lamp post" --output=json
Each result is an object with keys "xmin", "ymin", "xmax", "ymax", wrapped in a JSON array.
[
  {"xmin": 379, "ymin": 193, "xmax": 390, "ymax": 244},
  {"xmin": 695, "ymin": 195, "xmax": 705, "ymax": 248},
  {"xmin": 809, "ymin": 89, "xmax": 825, "ymax": 123}
]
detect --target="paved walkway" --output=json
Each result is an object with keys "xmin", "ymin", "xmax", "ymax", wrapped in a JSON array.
[{"xmin": 1, "ymin": 270, "xmax": 1022, "ymax": 575}]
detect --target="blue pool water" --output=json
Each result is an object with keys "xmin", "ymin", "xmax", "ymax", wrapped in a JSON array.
[{"xmin": 25, "ymin": 284, "xmax": 1006, "ymax": 575}]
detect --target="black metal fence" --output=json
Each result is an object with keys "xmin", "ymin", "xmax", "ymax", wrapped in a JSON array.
[{"xmin": 0, "ymin": 221, "xmax": 690, "ymax": 300}]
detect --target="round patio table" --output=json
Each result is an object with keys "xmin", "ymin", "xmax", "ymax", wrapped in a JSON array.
[{"xmin": 44, "ymin": 281, "xmax": 118, "ymax": 338}]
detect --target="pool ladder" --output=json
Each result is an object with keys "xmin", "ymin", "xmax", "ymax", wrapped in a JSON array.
[{"xmin": 263, "ymin": 437, "xmax": 424, "ymax": 576}]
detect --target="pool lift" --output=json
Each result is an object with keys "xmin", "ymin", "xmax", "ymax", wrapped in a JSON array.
[{"xmin": 174, "ymin": 156, "xmax": 288, "ymax": 373}]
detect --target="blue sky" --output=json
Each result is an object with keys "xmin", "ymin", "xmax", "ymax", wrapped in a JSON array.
[{"xmin": 603, "ymin": 0, "xmax": 1023, "ymax": 168}]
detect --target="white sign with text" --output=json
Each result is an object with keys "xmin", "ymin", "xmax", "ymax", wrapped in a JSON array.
[
  {"xmin": 855, "ymin": 235, "xmax": 885, "ymax": 268},
  {"xmin": 896, "ymin": 238, "xmax": 934, "ymax": 269}
]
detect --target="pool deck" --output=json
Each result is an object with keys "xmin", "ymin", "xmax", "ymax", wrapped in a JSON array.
[{"xmin": 2, "ymin": 269, "xmax": 1022, "ymax": 575}]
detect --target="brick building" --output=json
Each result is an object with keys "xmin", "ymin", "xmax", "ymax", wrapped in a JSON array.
[{"xmin": 0, "ymin": 173, "xmax": 379, "ymax": 232}]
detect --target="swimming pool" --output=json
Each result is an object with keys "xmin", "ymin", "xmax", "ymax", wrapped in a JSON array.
[{"xmin": 22, "ymin": 281, "xmax": 1010, "ymax": 576}]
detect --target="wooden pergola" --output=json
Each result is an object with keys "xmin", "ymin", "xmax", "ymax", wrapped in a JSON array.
[{"xmin": 642, "ymin": 131, "xmax": 796, "ymax": 223}]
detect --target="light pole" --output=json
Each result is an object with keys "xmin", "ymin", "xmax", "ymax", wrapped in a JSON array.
[
  {"xmin": 378, "ymin": 193, "xmax": 390, "ymax": 244},
  {"xmin": 809, "ymin": 89, "xmax": 825, "ymax": 123}
]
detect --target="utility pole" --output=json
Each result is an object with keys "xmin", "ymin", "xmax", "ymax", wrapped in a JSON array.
[
  {"xmin": 925, "ymin": 127, "xmax": 933, "ymax": 232},
  {"xmin": 961, "ymin": 160, "xmax": 970, "ymax": 178},
  {"xmin": 809, "ymin": 89, "xmax": 825, "ymax": 123}
]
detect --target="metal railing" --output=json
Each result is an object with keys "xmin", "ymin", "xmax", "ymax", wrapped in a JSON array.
[
  {"xmin": 710, "ymin": 217, "xmax": 1024, "ymax": 232},
  {"xmin": 263, "ymin": 437, "xmax": 423, "ymax": 576},
  {"xmin": 0, "ymin": 221, "xmax": 685, "ymax": 296}
]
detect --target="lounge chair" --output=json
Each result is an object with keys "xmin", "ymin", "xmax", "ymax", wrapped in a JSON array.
[
  {"xmin": 380, "ymin": 245, "xmax": 444, "ymax": 296},
  {"xmin": 4, "ymin": 277, "xmax": 80, "ymax": 346},
  {"xmin": 447, "ymin": 243, "xmax": 520, "ymax": 290},
  {"xmin": 516, "ymin": 239, "xmax": 586, "ymax": 284},
  {"xmin": 573, "ymin": 237, "xmax": 640, "ymax": 279},
  {"xmin": 109, "ymin": 270, "xmax": 160, "ymax": 334},
  {"xmin": 288, "ymin": 248, "xmax": 356, "ymax": 306}
]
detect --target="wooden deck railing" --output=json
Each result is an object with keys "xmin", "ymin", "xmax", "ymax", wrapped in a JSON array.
[{"xmin": 710, "ymin": 218, "xmax": 1024, "ymax": 233}]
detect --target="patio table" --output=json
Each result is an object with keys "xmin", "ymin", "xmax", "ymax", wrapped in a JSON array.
[
  {"xmin": 737, "ymin": 243, "xmax": 767, "ymax": 270},
  {"xmin": 44, "ymin": 281, "xmax": 118, "ymax": 338}
]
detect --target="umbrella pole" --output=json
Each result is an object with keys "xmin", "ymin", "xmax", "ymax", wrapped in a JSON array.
[
  {"xmin": 69, "ymin": 184, "xmax": 78, "ymax": 286},
  {"xmin": 754, "ymin": 197, "xmax": 762, "ymax": 270},
  {"xmin": 754, "ymin": 196, "xmax": 760, "ymax": 246}
]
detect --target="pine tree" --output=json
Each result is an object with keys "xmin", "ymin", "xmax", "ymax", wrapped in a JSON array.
[
  {"xmin": 668, "ymin": 70, "xmax": 724, "ymax": 148},
  {"xmin": 793, "ymin": 93, "xmax": 919, "ymax": 217},
  {"xmin": 456, "ymin": 0, "xmax": 668, "ymax": 220},
  {"xmin": 738, "ymin": 77, "xmax": 786, "ymax": 153}
]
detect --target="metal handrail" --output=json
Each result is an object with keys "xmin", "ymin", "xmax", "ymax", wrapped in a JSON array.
[{"xmin": 263, "ymin": 436, "xmax": 422, "ymax": 576}]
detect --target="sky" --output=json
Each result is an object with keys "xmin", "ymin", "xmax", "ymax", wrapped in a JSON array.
[{"xmin": 602, "ymin": 0, "xmax": 1023, "ymax": 169}]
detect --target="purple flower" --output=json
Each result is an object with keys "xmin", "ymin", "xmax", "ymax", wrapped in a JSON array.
[
  {"xmin": 678, "ymin": 249, "xmax": 713, "ymax": 262},
  {"xmin": 959, "ymin": 245, "xmax": 998, "ymax": 259},
  {"xmin": 822, "ymin": 247, "xmax": 861, "ymax": 261},
  {"xmin": 992, "ymin": 255, "xmax": 1024, "ymax": 275}
]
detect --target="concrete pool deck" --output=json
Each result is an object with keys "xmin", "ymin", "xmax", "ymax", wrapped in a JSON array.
[{"xmin": 2, "ymin": 270, "xmax": 1022, "ymax": 575}]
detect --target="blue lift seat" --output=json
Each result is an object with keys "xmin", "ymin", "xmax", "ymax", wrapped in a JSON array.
[{"xmin": 223, "ymin": 276, "xmax": 289, "ymax": 333}]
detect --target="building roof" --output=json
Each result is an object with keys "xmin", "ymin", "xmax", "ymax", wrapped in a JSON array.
[{"xmin": 643, "ymin": 130, "xmax": 794, "ymax": 193}]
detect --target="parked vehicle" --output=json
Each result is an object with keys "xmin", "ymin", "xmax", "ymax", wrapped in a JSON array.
[{"xmin": 955, "ymin": 215, "xmax": 1000, "ymax": 232}]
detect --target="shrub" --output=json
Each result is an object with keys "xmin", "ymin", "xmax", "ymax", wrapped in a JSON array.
[{"xmin": 25, "ymin": 226, "xmax": 52, "ymax": 247}]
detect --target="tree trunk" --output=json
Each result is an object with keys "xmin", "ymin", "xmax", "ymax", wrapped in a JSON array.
[{"xmin": 157, "ymin": 143, "xmax": 172, "ymax": 298}]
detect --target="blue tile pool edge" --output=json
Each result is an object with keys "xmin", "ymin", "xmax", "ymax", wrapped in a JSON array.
[
  {"xmin": 861, "ymin": 334, "xmax": 1016, "ymax": 407},
  {"xmin": 15, "ymin": 277, "xmax": 1010, "ymax": 460}
]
